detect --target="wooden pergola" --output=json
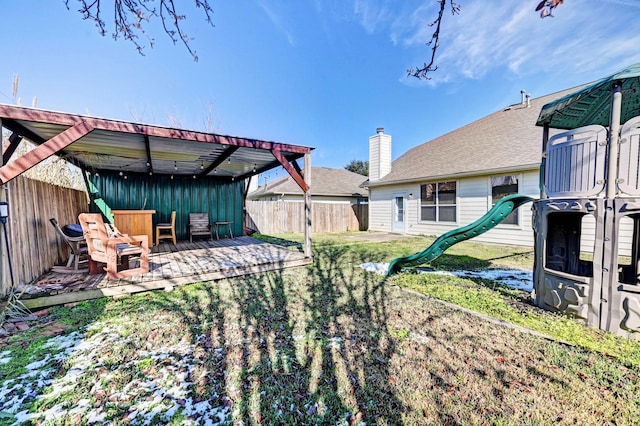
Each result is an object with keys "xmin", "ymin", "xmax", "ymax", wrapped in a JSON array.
[{"xmin": 0, "ymin": 104, "xmax": 314, "ymax": 291}]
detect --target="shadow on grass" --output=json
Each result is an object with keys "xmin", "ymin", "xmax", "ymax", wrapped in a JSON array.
[
  {"xmin": 128, "ymin": 245, "xmax": 537, "ymax": 424},
  {"xmin": 217, "ymin": 244, "xmax": 407, "ymax": 423},
  {"xmin": 135, "ymin": 242, "xmax": 409, "ymax": 424},
  {"xmin": 484, "ymin": 250, "xmax": 534, "ymax": 262},
  {"xmin": 419, "ymin": 253, "xmax": 493, "ymax": 271},
  {"xmin": 251, "ymin": 234, "xmax": 303, "ymax": 252},
  {"xmin": 304, "ymin": 245, "xmax": 405, "ymax": 422}
]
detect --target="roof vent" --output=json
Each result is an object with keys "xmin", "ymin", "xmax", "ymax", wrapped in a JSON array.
[
  {"xmin": 521, "ymin": 89, "xmax": 526, "ymax": 105},
  {"xmin": 526, "ymin": 93, "xmax": 531, "ymax": 108}
]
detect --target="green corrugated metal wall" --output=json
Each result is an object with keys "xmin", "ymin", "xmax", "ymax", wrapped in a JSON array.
[{"xmin": 87, "ymin": 172, "xmax": 245, "ymax": 241}]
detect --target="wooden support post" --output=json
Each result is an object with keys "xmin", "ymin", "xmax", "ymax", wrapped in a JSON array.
[{"xmin": 304, "ymin": 152, "xmax": 312, "ymax": 258}]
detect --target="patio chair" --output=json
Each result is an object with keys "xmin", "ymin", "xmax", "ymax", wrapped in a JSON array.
[
  {"xmin": 188, "ymin": 213, "xmax": 212, "ymax": 242},
  {"xmin": 156, "ymin": 211, "xmax": 177, "ymax": 245},
  {"xmin": 49, "ymin": 218, "xmax": 88, "ymax": 273},
  {"xmin": 78, "ymin": 213, "xmax": 149, "ymax": 280}
]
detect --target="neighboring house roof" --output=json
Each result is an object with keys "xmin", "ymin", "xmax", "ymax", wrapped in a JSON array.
[
  {"xmin": 249, "ymin": 167, "xmax": 368, "ymax": 198},
  {"xmin": 369, "ymin": 86, "xmax": 585, "ymax": 187}
]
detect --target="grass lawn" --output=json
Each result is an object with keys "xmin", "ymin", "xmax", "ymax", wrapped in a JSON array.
[{"xmin": 0, "ymin": 232, "xmax": 639, "ymax": 425}]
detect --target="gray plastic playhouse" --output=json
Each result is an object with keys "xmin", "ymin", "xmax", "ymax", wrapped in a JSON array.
[{"xmin": 533, "ymin": 63, "xmax": 640, "ymax": 339}]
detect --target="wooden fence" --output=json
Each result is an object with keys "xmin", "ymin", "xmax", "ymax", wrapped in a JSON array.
[
  {"xmin": 1, "ymin": 176, "xmax": 88, "ymax": 294},
  {"xmin": 245, "ymin": 200, "xmax": 368, "ymax": 234}
]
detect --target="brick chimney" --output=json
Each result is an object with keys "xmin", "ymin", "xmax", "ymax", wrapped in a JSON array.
[{"xmin": 369, "ymin": 127, "xmax": 391, "ymax": 181}]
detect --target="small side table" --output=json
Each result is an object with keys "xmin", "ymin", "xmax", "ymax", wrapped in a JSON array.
[{"xmin": 214, "ymin": 221, "xmax": 233, "ymax": 239}]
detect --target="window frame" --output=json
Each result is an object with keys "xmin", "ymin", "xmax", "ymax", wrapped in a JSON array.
[
  {"xmin": 419, "ymin": 181, "xmax": 458, "ymax": 223},
  {"xmin": 489, "ymin": 174, "xmax": 521, "ymax": 227}
]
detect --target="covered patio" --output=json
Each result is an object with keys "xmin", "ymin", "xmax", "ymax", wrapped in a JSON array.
[{"xmin": 0, "ymin": 104, "xmax": 314, "ymax": 305}]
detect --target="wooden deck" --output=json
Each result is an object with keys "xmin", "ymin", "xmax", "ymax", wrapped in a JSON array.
[{"xmin": 18, "ymin": 237, "xmax": 312, "ymax": 309}]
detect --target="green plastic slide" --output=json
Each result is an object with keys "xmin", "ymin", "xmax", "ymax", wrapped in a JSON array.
[{"xmin": 387, "ymin": 194, "xmax": 535, "ymax": 275}]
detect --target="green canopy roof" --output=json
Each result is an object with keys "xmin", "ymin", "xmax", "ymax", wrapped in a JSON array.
[{"xmin": 536, "ymin": 63, "xmax": 640, "ymax": 129}]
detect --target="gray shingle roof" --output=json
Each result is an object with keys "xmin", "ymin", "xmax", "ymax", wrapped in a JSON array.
[
  {"xmin": 371, "ymin": 86, "xmax": 585, "ymax": 186},
  {"xmin": 248, "ymin": 166, "xmax": 368, "ymax": 198}
]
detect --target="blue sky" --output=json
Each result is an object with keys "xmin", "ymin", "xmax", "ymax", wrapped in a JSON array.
[{"xmin": 2, "ymin": 0, "xmax": 640, "ymax": 183}]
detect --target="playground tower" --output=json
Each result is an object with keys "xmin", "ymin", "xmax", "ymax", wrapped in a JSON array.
[{"xmin": 533, "ymin": 64, "xmax": 640, "ymax": 338}]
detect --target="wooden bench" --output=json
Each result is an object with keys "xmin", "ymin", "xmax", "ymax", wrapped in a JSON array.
[{"xmin": 189, "ymin": 213, "xmax": 212, "ymax": 242}]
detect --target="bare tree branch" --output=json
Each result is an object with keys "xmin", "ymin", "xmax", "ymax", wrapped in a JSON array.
[
  {"xmin": 407, "ymin": 0, "xmax": 460, "ymax": 80},
  {"xmin": 66, "ymin": 1, "xmax": 565, "ymax": 76},
  {"xmin": 407, "ymin": 1, "xmax": 565, "ymax": 80},
  {"xmin": 64, "ymin": 0, "xmax": 214, "ymax": 61}
]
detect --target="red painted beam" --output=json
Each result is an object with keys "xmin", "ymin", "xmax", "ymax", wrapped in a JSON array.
[
  {"xmin": 0, "ymin": 105, "xmax": 313, "ymax": 155},
  {"xmin": 271, "ymin": 147, "xmax": 309, "ymax": 192},
  {"xmin": 0, "ymin": 121, "xmax": 94, "ymax": 184}
]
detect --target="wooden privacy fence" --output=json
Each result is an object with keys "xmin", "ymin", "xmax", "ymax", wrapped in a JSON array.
[
  {"xmin": 246, "ymin": 200, "xmax": 368, "ymax": 234},
  {"xmin": 1, "ymin": 176, "xmax": 88, "ymax": 294}
]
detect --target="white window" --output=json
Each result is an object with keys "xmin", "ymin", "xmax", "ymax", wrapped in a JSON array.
[
  {"xmin": 420, "ymin": 181, "xmax": 456, "ymax": 222},
  {"xmin": 491, "ymin": 175, "xmax": 519, "ymax": 225}
]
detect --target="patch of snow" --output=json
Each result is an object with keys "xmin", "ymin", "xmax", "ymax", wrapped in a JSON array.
[
  {"xmin": 42, "ymin": 331, "xmax": 84, "ymax": 351},
  {"xmin": 359, "ymin": 262, "xmax": 533, "ymax": 292},
  {"xmin": 445, "ymin": 269, "xmax": 533, "ymax": 292},
  {"xmin": 0, "ymin": 320, "xmax": 231, "ymax": 426},
  {"xmin": 327, "ymin": 337, "xmax": 343, "ymax": 350},
  {"xmin": 359, "ymin": 262, "xmax": 389, "ymax": 275},
  {"xmin": 0, "ymin": 350, "xmax": 12, "ymax": 364},
  {"xmin": 25, "ymin": 355, "xmax": 51, "ymax": 371}
]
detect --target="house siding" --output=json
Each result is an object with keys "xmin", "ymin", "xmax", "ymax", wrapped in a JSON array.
[
  {"xmin": 369, "ymin": 169, "xmax": 540, "ymax": 247},
  {"xmin": 368, "ymin": 185, "xmax": 399, "ymax": 232},
  {"xmin": 471, "ymin": 171, "xmax": 538, "ymax": 247}
]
